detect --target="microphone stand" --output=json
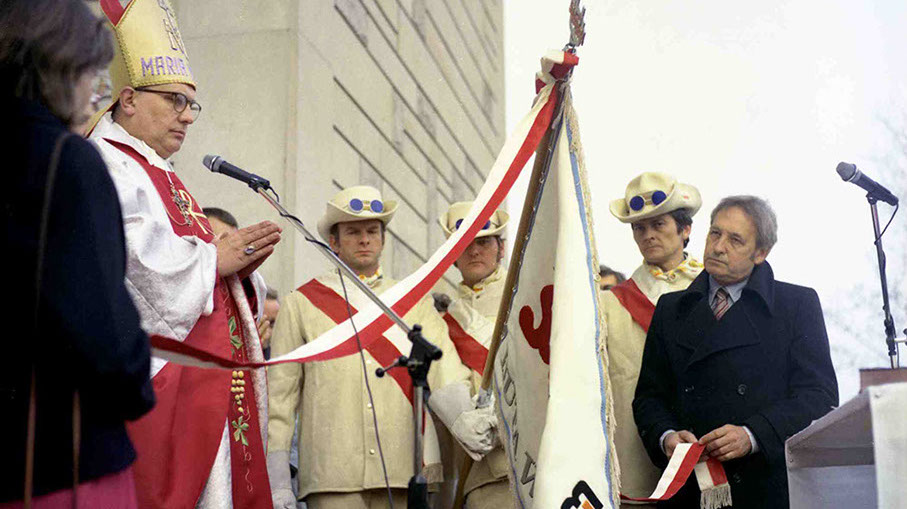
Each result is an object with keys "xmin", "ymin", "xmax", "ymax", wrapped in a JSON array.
[
  {"xmin": 250, "ymin": 183, "xmax": 440, "ymax": 509},
  {"xmin": 866, "ymin": 194, "xmax": 900, "ymax": 368}
]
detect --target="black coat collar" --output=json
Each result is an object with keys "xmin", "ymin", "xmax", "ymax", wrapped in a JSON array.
[{"xmin": 680, "ymin": 261, "xmax": 776, "ymax": 316}]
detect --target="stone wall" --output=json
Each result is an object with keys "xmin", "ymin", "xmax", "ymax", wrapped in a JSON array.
[{"xmin": 167, "ymin": 0, "xmax": 505, "ymax": 297}]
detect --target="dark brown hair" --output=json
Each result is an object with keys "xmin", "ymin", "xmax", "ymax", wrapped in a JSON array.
[
  {"xmin": 668, "ymin": 208, "xmax": 694, "ymax": 247},
  {"xmin": 0, "ymin": 0, "xmax": 113, "ymax": 125},
  {"xmin": 202, "ymin": 207, "xmax": 239, "ymax": 229},
  {"xmin": 598, "ymin": 265, "xmax": 627, "ymax": 284}
]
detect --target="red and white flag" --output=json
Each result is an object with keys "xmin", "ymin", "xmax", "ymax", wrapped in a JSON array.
[
  {"xmin": 149, "ymin": 53, "xmax": 565, "ymax": 370},
  {"xmin": 493, "ymin": 53, "xmax": 620, "ymax": 509}
]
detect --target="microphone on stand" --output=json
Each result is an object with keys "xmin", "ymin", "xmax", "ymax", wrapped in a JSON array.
[
  {"xmin": 836, "ymin": 162, "xmax": 899, "ymax": 206},
  {"xmin": 836, "ymin": 161, "xmax": 901, "ymax": 367},
  {"xmin": 203, "ymin": 155, "xmax": 271, "ymax": 190}
]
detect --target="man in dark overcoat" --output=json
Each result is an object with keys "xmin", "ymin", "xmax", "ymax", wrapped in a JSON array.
[{"xmin": 632, "ymin": 195, "xmax": 838, "ymax": 509}]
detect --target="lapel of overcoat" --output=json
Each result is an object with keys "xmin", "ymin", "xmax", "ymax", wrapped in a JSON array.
[{"xmin": 675, "ymin": 264, "xmax": 776, "ymax": 370}]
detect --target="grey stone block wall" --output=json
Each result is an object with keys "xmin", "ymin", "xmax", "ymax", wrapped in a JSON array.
[{"xmin": 167, "ymin": 0, "xmax": 505, "ymax": 298}]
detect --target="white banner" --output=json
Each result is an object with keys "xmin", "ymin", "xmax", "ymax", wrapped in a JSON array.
[{"xmin": 494, "ymin": 89, "xmax": 619, "ymax": 509}]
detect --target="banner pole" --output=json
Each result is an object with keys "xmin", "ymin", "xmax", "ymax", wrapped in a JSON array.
[
  {"xmin": 452, "ymin": 75, "xmax": 572, "ymax": 509},
  {"xmin": 452, "ymin": 4, "xmax": 585, "ymax": 502}
]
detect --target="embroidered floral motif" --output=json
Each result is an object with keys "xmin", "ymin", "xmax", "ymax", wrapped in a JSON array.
[
  {"xmin": 228, "ymin": 316, "xmax": 242, "ymax": 351},
  {"xmin": 647, "ymin": 253, "xmax": 703, "ymax": 282},
  {"xmin": 231, "ymin": 415, "xmax": 249, "ymax": 446},
  {"xmin": 357, "ymin": 267, "xmax": 384, "ymax": 287}
]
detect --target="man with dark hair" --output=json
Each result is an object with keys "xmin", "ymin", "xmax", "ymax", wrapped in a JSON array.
[
  {"xmin": 437, "ymin": 201, "xmax": 511, "ymax": 508},
  {"xmin": 599, "ymin": 265, "xmax": 627, "ymax": 291},
  {"xmin": 600, "ymin": 172, "xmax": 704, "ymax": 507},
  {"xmin": 633, "ymin": 195, "xmax": 838, "ymax": 508},
  {"xmin": 203, "ymin": 206, "xmax": 239, "ymax": 234},
  {"xmin": 267, "ymin": 186, "xmax": 482, "ymax": 509}
]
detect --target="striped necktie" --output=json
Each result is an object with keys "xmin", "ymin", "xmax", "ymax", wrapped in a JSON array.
[{"xmin": 712, "ymin": 287, "xmax": 731, "ymax": 320}]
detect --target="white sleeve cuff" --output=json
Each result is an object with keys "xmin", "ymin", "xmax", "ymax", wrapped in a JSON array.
[
  {"xmin": 659, "ymin": 429, "xmax": 676, "ymax": 455},
  {"xmin": 743, "ymin": 425, "xmax": 759, "ymax": 453}
]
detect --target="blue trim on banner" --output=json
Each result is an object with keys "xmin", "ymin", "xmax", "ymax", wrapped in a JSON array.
[
  {"xmin": 492, "ymin": 106, "xmax": 566, "ymax": 509},
  {"xmin": 565, "ymin": 120, "xmax": 616, "ymax": 495},
  {"xmin": 493, "ymin": 363, "xmax": 528, "ymax": 509}
]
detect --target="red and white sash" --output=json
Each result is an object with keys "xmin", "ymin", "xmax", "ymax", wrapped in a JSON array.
[
  {"xmin": 621, "ymin": 443, "xmax": 731, "ymax": 509},
  {"xmin": 296, "ymin": 278, "xmax": 441, "ymax": 471},
  {"xmin": 609, "ymin": 278, "xmax": 656, "ymax": 333},
  {"xmin": 442, "ymin": 301, "xmax": 494, "ymax": 375}
]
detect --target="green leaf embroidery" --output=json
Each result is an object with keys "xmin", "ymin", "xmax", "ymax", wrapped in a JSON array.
[
  {"xmin": 228, "ymin": 316, "xmax": 242, "ymax": 351},
  {"xmin": 231, "ymin": 416, "xmax": 248, "ymax": 445}
]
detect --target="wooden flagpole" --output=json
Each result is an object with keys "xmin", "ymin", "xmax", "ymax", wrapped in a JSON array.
[
  {"xmin": 451, "ymin": 5, "xmax": 585, "ymax": 506},
  {"xmin": 450, "ymin": 115, "xmax": 559, "ymax": 509}
]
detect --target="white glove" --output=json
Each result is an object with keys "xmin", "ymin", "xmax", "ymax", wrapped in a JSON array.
[
  {"xmin": 452, "ymin": 404, "xmax": 497, "ymax": 460},
  {"xmin": 429, "ymin": 382, "xmax": 497, "ymax": 461},
  {"xmin": 267, "ymin": 451, "xmax": 298, "ymax": 509}
]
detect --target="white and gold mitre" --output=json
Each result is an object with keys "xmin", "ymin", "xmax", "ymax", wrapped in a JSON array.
[{"xmin": 89, "ymin": 0, "xmax": 196, "ymax": 129}]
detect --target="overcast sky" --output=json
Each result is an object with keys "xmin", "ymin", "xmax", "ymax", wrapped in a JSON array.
[{"xmin": 504, "ymin": 0, "xmax": 907, "ymax": 399}]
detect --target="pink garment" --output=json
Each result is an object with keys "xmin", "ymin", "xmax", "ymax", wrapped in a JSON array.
[{"xmin": 1, "ymin": 466, "xmax": 137, "ymax": 509}]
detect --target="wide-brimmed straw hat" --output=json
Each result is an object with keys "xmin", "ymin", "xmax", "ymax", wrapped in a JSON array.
[
  {"xmin": 317, "ymin": 185, "xmax": 398, "ymax": 241},
  {"xmin": 439, "ymin": 201, "xmax": 509, "ymax": 239},
  {"xmin": 609, "ymin": 172, "xmax": 701, "ymax": 223}
]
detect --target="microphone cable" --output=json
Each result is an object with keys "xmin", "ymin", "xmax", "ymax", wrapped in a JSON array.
[
  {"xmin": 877, "ymin": 202, "xmax": 899, "ymax": 239},
  {"xmin": 336, "ymin": 268, "xmax": 396, "ymax": 509},
  {"xmin": 874, "ymin": 199, "xmax": 901, "ymax": 364}
]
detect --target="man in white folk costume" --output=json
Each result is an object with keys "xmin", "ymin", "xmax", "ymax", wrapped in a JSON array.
[
  {"xmin": 438, "ymin": 202, "xmax": 513, "ymax": 509},
  {"xmin": 267, "ymin": 186, "xmax": 497, "ymax": 509},
  {"xmin": 87, "ymin": 0, "xmax": 280, "ymax": 507},
  {"xmin": 601, "ymin": 172, "xmax": 704, "ymax": 507}
]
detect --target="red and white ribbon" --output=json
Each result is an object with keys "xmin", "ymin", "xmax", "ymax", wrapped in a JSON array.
[
  {"xmin": 621, "ymin": 443, "xmax": 732, "ymax": 509},
  {"xmin": 149, "ymin": 53, "xmax": 578, "ymax": 370}
]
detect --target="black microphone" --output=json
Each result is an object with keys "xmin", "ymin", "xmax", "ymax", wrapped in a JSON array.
[
  {"xmin": 836, "ymin": 162, "xmax": 899, "ymax": 206},
  {"xmin": 203, "ymin": 155, "xmax": 271, "ymax": 190}
]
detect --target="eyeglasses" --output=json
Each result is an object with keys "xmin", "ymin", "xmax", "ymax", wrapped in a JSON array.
[
  {"xmin": 136, "ymin": 87, "xmax": 202, "ymax": 120},
  {"xmin": 347, "ymin": 198, "xmax": 384, "ymax": 213},
  {"xmin": 629, "ymin": 190, "xmax": 668, "ymax": 211},
  {"xmin": 454, "ymin": 218, "xmax": 494, "ymax": 230}
]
